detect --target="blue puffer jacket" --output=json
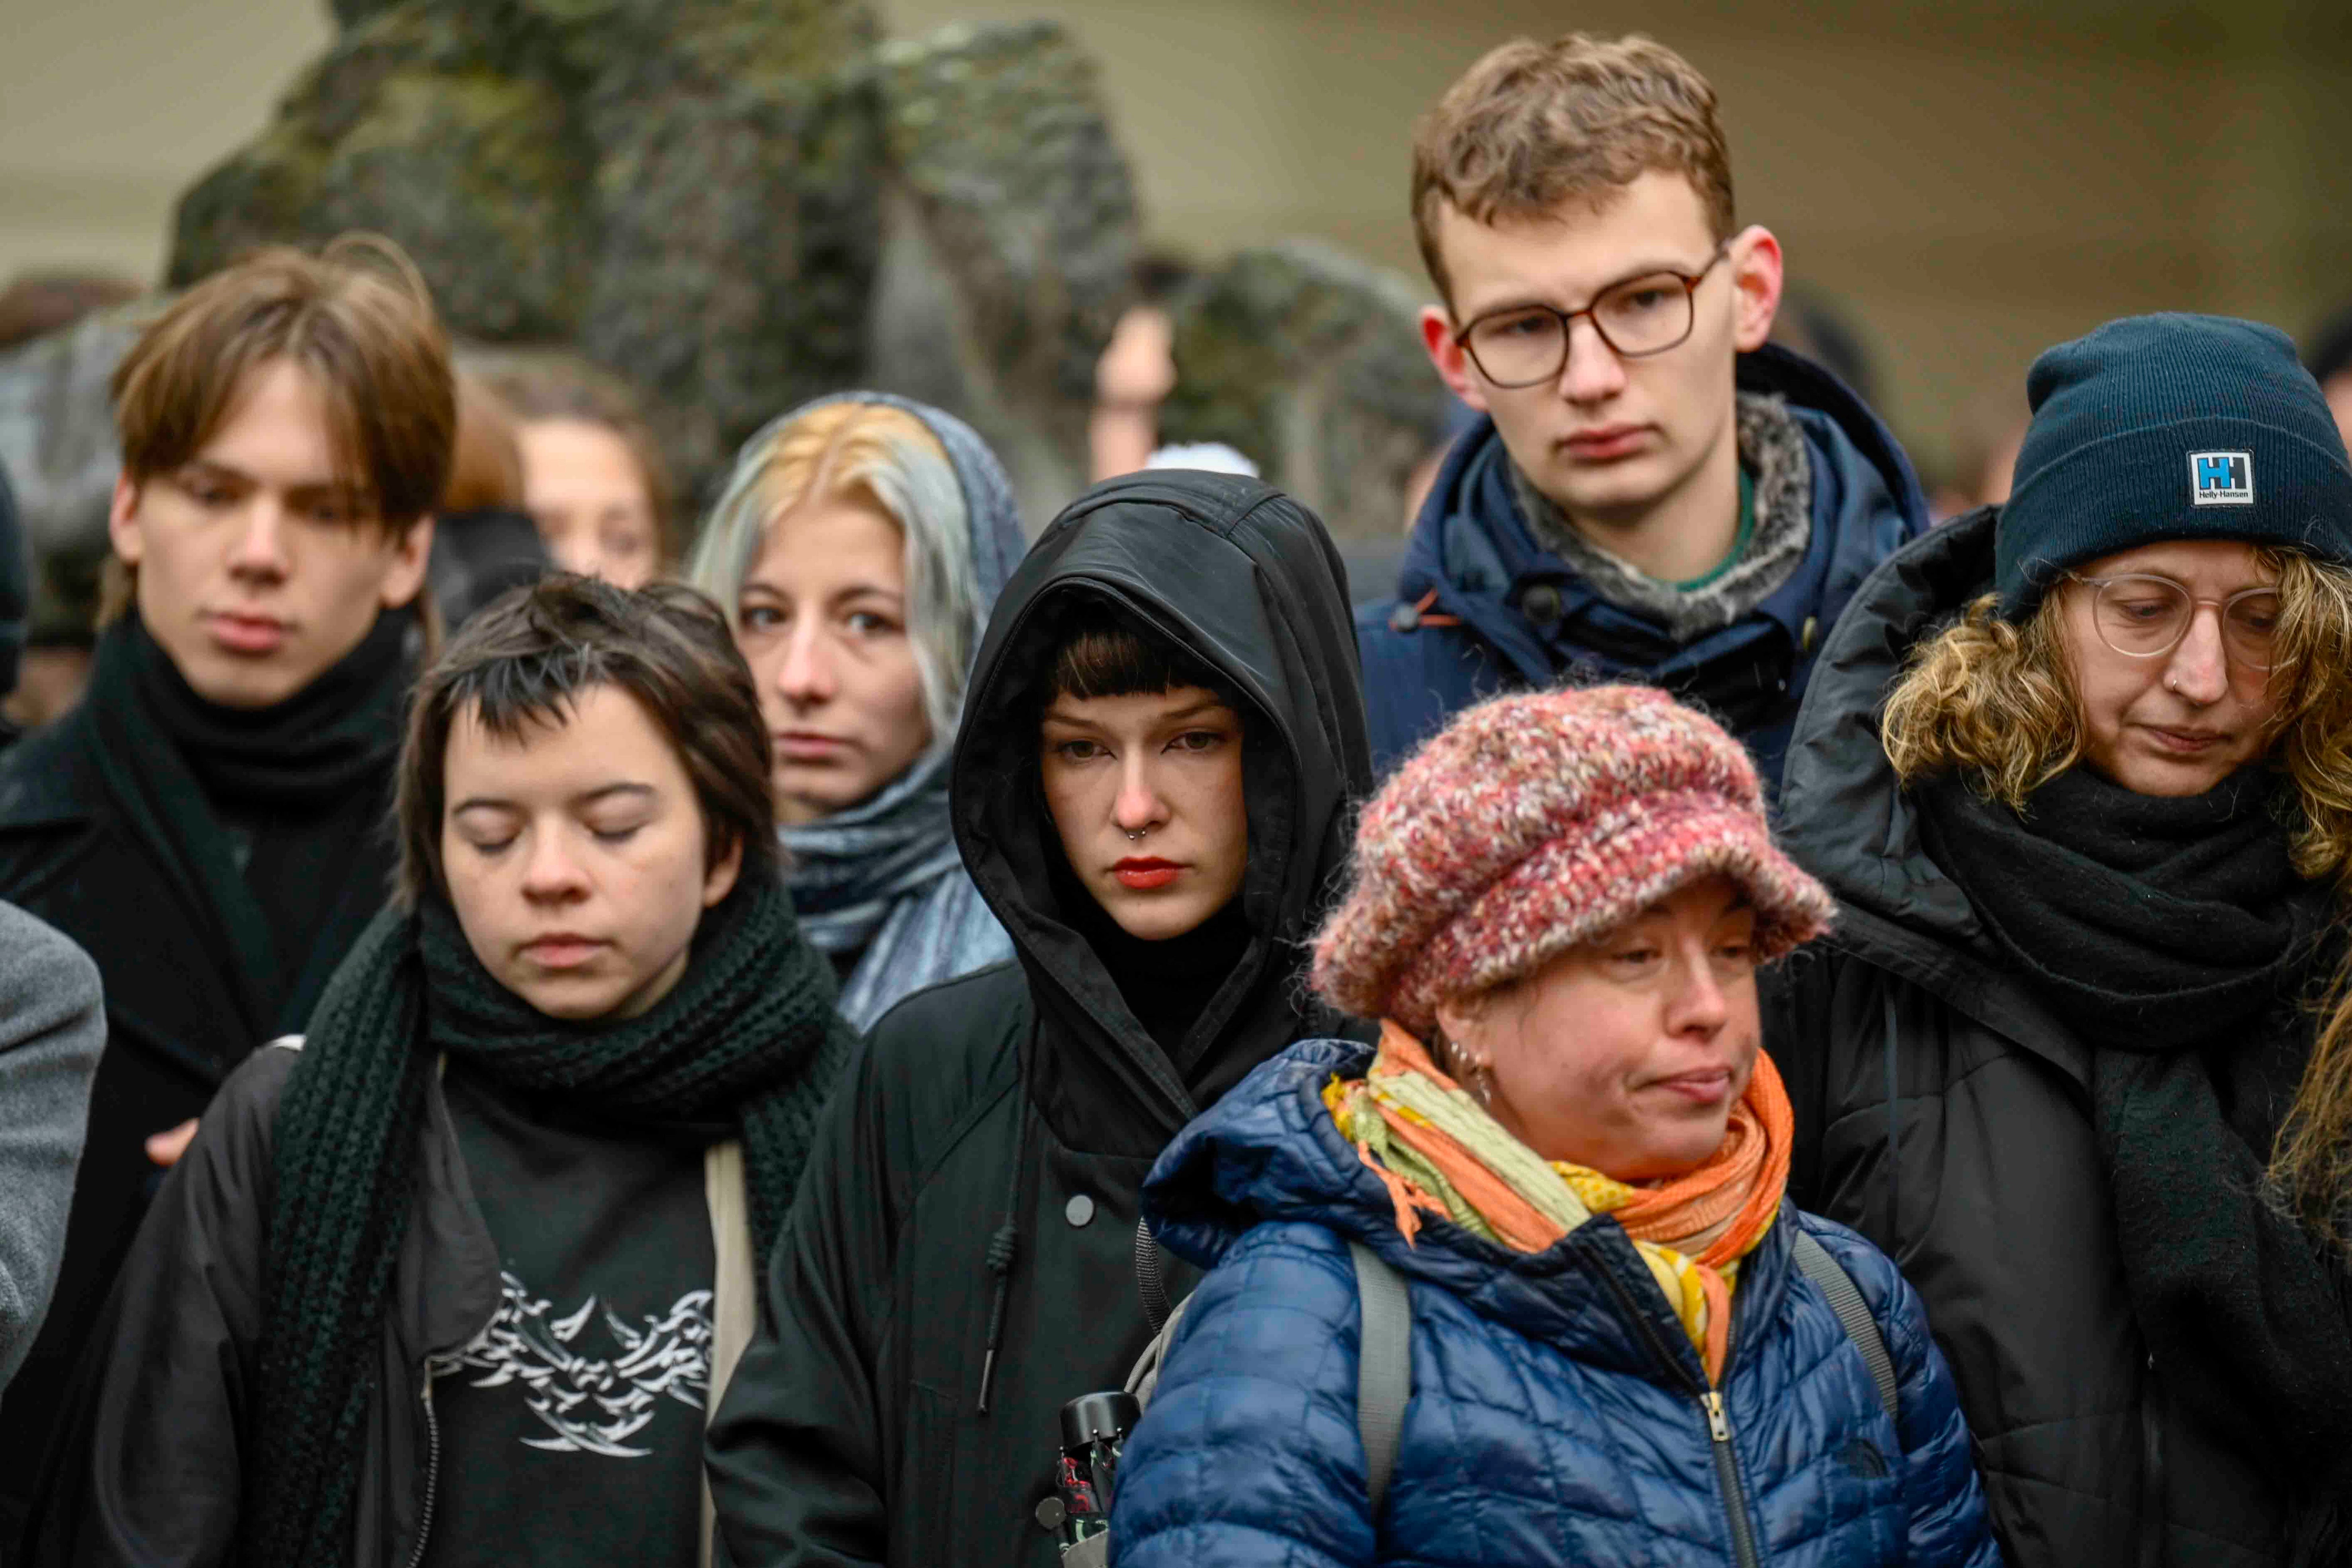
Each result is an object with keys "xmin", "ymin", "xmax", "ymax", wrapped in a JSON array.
[
  {"xmin": 1356, "ymin": 344, "xmax": 1927, "ymax": 785},
  {"xmin": 1112, "ymin": 1037, "xmax": 1999, "ymax": 1568}
]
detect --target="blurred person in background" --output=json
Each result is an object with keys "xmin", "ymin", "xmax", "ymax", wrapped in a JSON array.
[
  {"xmin": 1929, "ymin": 387, "xmax": 2029, "ymax": 522},
  {"xmin": 2302, "ymin": 301, "xmax": 2352, "ymax": 458},
  {"xmin": 1360, "ymin": 33, "xmax": 1928, "ymax": 785},
  {"xmin": 486, "ymin": 357, "xmax": 673, "ymax": 587},
  {"xmin": 0, "ymin": 238, "xmax": 448, "ymax": 1519},
  {"xmin": 1770, "ymin": 315, "xmax": 2352, "ymax": 1564},
  {"xmin": 23, "ymin": 578, "xmax": 858, "ymax": 1568},
  {"xmin": 0, "ymin": 274, "xmax": 147, "ymax": 735},
  {"xmin": 0, "ymin": 901, "xmax": 103, "ymax": 1395},
  {"xmin": 1090, "ymin": 253, "xmax": 1198, "ymax": 482},
  {"xmin": 425, "ymin": 372, "xmax": 550, "ymax": 629},
  {"xmin": 688, "ymin": 395, "xmax": 1021, "ymax": 1030},
  {"xmin": 705, "ymin": 471, "xmax": 1372, "ymax": 1568},
  {"xmin": 1112, "ymin": 686, "xmax": 1996, "ymax": 1568},
  {"xmin": 0, "ymin": 460, "xmax": 26, "ymax": 750},
  {"xmin": 1773, "ymin": 284, "xmax": 1882, "ymax": 412},
  {"xmin": 0, "ymin": 273, "xmax": 141, "ymax": 356}
]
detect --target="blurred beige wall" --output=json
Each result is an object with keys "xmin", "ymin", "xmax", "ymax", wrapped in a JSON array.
[{"xmin": 8, "ymin": 0, "xmax": 2351, "ymax": 475}]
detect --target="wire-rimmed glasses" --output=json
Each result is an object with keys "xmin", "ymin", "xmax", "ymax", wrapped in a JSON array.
[
  {"xmin": 1453, "ymin": 245, "xmax": 1730, "ymax": 388},
  {"xmin": 2065, "ymin": 571, "xmax": 2282, "ymax": 670}
]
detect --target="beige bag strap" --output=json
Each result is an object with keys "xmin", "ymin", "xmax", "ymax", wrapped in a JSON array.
[{"xmin": 701, "ymin": 1140, "xmax": 756, "ymax": 1568}]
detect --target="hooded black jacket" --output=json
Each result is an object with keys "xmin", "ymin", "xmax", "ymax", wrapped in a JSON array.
[
  {"xmin": 705, "ymin": 472, "xmax": 1374, "ymax": 1568},
  {"xmin": 1765, "ymin": 507, "xmax": 2307, "ymax": 1568}
]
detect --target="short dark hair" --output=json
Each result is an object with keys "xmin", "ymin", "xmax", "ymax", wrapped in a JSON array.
[
  {"xmin": 1045, "ymin": 596, "xmax": 1231, "ymax": 707},
  {"xmin": 395, "ymin": 575, "xmax": 775, "ymax": 908}
]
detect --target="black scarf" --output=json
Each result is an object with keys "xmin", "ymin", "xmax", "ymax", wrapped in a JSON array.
[
  {"xmin": 82, "ymin": 610, "xmax": 412, "ymax": 1042},
  {"xmin": 241, "ymin": 871, "xmax": 859, "ymax": 1566},
  {"xmin": 1918, "ymin": 765, "xmax": 2352, "ymax": 1552}
]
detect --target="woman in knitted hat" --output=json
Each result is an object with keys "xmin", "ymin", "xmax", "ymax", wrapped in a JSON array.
[
  {"xmin": 1109, "ymin": 684, "xmax": 1998, "ymax": 1568},
  {"xmin": 1770, "ymin": 312, "xmax": 2352, "ymax": 1566},
  {"xmin": 24, "ymin": 576, "xmax": 859, "ymax": 1567}
]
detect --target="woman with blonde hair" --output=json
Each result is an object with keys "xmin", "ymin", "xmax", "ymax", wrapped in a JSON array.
[
  {"xmin": 1770, "ymin": 314, "xmax": 2352, "ymax": 1566},
  {"xmin": 689, "ymin": 395, "xmax": 1023, "ymax": 1029}
]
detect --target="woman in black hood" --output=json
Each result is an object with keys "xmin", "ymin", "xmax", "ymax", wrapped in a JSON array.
[{"xmin": 706, "ymin": 470, "xmax": 1374, "ymax": 1568}]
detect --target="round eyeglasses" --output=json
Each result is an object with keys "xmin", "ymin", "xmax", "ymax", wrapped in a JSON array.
[
  {"xmin": 1454, "ymin": 245, "xmax": 1730, "ymax": 388},
  {"xmin": 2065, "ymin": 571, "xmax": 2282, "ymax": 670}
]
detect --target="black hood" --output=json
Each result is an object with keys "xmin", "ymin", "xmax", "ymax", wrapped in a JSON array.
[
  {"xmin": 950, "ymin": 470, "xmax": 1373, "ymax": 1154},
  {"xmin": 1777, "ymin": 507, "xmax": 1996, "ymax": 947}
]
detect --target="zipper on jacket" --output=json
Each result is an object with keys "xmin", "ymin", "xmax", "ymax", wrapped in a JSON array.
[
  {"xmin": 1578, "ymin": 1251, "xmax": 1764, "ymax": 1568},
  {"xmin": 404, "ymin": 1358, "xmax": 450, "ymax": 1568},
  {"xmin": 1703, "ymin": 1390, "xmax": 1763, "ymax": 1568}
]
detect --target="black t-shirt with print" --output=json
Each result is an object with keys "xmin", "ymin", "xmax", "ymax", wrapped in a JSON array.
[{"xmin": 419, "ymin": 1064, "xmax": 718, "ymax": 1568}]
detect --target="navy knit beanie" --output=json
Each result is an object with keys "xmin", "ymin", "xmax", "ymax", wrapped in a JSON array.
[{"xmin": 1995, "ymin": 313, "xmax": 2352, "ymax": 619}]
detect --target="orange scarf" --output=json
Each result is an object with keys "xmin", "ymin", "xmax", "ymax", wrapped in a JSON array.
[{"xmin": 1326, "ymin": 1021, "xmax": 1792, "ymax": 1382}]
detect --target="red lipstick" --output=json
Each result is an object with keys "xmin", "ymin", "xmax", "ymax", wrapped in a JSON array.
[{"xmin": 1113, "ymin": 857, "xmax": 1182, "ymax": 891}]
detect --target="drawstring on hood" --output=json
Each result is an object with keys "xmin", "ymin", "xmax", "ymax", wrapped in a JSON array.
[{"xmin": 950, "ymin": 470, "xmax": 1374, "ymax": 1415}]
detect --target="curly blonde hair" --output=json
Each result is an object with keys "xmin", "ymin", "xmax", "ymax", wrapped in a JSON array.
[
  {"xmin": 1881, "ymin": 547, "xmax": 2352, "ymax": 880},
  {"xmin": 1881, "ymin": 547, "xmax": 2352, "ymax": 1253}
]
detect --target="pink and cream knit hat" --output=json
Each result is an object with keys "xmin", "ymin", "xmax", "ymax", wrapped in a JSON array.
[{"xmin": 1311, "ymin": 685, "xmax": 1835, "ymax": 1036}]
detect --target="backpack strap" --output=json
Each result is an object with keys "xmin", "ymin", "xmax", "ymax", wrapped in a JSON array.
[
  {"xmin": 1347, "ymin": 1241, "xmax": 1412, "ymax": 1515},
  {"xmin": 1790, "ymin": 1227, "xmax": 1899, "ymax": 1423}
]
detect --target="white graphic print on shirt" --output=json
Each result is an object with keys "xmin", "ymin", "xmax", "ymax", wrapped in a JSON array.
[{"xmin": 452, "ymin": 1270, "xmax": 713, "ymax": 1457}]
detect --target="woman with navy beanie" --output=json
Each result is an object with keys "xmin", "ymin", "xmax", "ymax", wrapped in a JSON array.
[{"xmin": 1768, "ymin": 313, "xmax": 2352, "ymax": 1567}]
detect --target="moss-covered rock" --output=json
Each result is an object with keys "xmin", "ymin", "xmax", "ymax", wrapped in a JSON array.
[
  {"xmin": 1161, "ymin": 242, "xmax": 1452, "ymax": 541},
  {"xmin": 171, "ymin": 7, "xmax": 593, "ymax": 343},
  {"xmin": 172, "ymin": 0, "xmax": 881, "ymax": 511},
  {"xmin": 865, "ymin": 19, "xmax": 1139, "ymax": 527}
]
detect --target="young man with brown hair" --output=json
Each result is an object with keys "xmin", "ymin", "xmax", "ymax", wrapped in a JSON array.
[
  {"xmin": 0, "ymin": 238, "xmax": 450, "ymax": 1496},
  {"xmin": 1358, "ymin": 33, "xmax": 1928, "ymax": 783}
]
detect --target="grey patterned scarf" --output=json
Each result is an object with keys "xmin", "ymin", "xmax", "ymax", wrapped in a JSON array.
[{"xmin": 784, "ymin": 741, "xmax": 1009, "ymax": 1030}]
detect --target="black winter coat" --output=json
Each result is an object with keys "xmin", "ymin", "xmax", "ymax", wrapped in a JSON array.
[
  {"xmin": 1765, "ymin": 507, "xmax": 2309, "ymax": 1567},
  {"xmin": 17, "ymin": 1044, "xmax": 500, "ymax": 1567},
  {"xmin": 0, "ymin": 706, "xmax": 392, "ymax": 1488},
  {"xmin": 705, "ymin": 472, "xmax": 1375, "ymax": 1568}
]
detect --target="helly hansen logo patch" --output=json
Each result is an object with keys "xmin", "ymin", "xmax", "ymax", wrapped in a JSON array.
[{"xmin": 2190, "ymin": 450, "xmax": 2253, "ymax": 505}]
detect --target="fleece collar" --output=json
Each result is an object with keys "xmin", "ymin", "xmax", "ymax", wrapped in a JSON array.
[{"xmin": 1511, "ymin": 392, "xmax": 1814, "ymax": 640}]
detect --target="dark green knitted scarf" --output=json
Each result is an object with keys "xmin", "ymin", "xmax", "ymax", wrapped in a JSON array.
[{"xmin": 241, "ymin": 869, "xmax": 857, "ymax": 1565}]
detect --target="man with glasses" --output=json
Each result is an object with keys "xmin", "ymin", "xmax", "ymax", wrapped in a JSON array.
[{"xmin": 1358, "ymin": 32, "xmax": 1929, "ymax": 781}]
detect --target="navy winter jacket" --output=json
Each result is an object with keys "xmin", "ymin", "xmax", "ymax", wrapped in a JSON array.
[
  {"xmin": 1355, "ymin": 344, "xmax": 1927, "ymax": 784},
  {"xmin": 1112, "ymin": 1037, "xmax": 1999, "ymax": 1568}
]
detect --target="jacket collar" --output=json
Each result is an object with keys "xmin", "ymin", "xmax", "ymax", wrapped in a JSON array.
[
  {"xmin": 1395, "ymin": 343, "xmax": 1926, "ymax": 691},
  {"xmin": 1776, "ymin": 506, "xmax": 2092, "ymax": 1088}
]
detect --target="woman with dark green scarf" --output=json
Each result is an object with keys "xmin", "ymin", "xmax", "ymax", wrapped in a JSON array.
[{"xmin": 22, "ymin": 576, "xmax": 859, "ymax": 1568}]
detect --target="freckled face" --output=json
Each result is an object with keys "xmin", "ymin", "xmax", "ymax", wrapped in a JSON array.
[
  {"xmin": 1039, "ymin": 685, "xmax": 1247, "ymax": 942},
  {"xmin": 1436, "ymin": 876, "xmax": 1761, "ymax": 1180},
  {"xmin": 440, "ymin": 683, "xmax": 741, "ymax": 1022}
]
